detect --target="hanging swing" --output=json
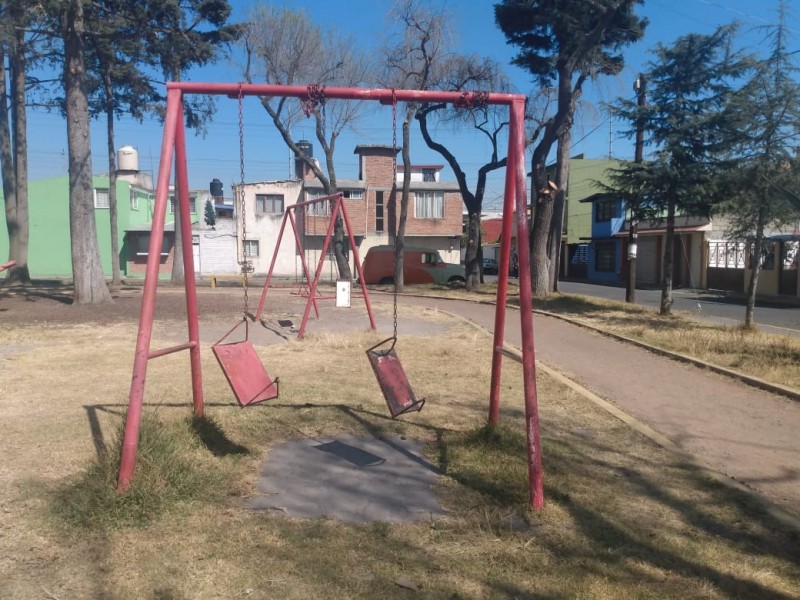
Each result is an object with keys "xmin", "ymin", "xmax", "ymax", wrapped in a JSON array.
[
  {"xmin": 212, "ymin": 86, "xmax": 279, "ymax": 407},
  {"xmin": 366, "ymin": 92, "xmax": 425, "ymax": 419}
]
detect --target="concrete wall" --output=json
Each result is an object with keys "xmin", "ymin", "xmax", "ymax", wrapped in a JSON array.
[{"xmin": 236, "ymin": 180, "xmax": 303, "ymax": 277}]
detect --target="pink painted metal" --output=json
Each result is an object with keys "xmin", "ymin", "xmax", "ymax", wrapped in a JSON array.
[
  {"xmin": 366, "ymin": 338, "xmax": 425, "ymax": 418},
  {"xmin": 0, "ymin": 260, "xmax": 16, "ymax": 272},
  {"xmin": 175, "ymin": 101, "xmax": 205, "ymax": 419},
  {"xmin": 509, "ymin": 99, "xmax": 543, "ymax": 509},
  {"xmin": 117, "ymin": 82, "xmax": 542, "ymax": 510},
  {"xmin": 118, "ymin": 88, "xmax": 183, "ymax": 492},
  {"xmin": 212, "ymin": 319, "xmax": 279, "ymax": 407}
]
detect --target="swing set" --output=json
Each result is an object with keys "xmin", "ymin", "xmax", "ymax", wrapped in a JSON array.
[{"xmin": 116, "ymin": 82, "xmax": 543, "ymax": 511}]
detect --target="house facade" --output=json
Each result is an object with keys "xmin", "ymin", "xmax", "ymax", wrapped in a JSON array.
[
  {"xmin": 298, "ymin": 144, "xmax": 463, "ymax": 278},
  {"xmin": 0, "ymin": 173, "xmax": 155, "ymax": 279}
]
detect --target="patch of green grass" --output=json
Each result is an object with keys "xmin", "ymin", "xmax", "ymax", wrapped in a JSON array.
[{"xmin": 53, "ymin": 414, "xmax": 234, "ymax": 530}]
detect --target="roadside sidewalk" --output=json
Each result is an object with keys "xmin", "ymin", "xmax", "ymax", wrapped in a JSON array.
[{"xmin": 399, "ymin": 295, "xmax": 800, "ymax": 518}]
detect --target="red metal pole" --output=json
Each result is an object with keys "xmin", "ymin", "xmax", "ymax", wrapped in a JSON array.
[
  {"xmin": 297, "ymin": 195, "xmax": 342, "ymax": 338},
  {"xmin": 174, "ymin": 102, "xmax": 204, "ymax": 418},
  {"xmin": 118, "ymin": 88, "xmax": 181, "ymax": 492},
  {"xmin": 488, "ymin": 115, "xmax": 520, "ymax": 427},
  {"xmin": 338, "ymin": 199, "xmax": 376, "ymax": 331},
  {"xmin": 166, "ymin": 82, "xmax": 520, "ymax": 108},
  {"xmin": 511, "ymin": 98, "xmax": 544, "ymax": 510},
  {"xmin": 290, "ymin": 209, "xmax": 321, "ymax": 318},
  {"xmin": 255, "ymin": 208, "xmax": 289, "ymax": 319}
]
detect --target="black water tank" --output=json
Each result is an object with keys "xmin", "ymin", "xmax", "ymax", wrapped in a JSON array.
[
  {"xmin": 209, "ymin": 178, "xmax": 224, "ymax": 197},
  {"xmin": 296, "ymin": 139, "xmax": 313, "ymax": 158}
]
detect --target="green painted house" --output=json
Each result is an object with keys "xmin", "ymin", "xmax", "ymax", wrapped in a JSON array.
[
  {"xmin": 561, "ymin": 156, "xmax": 622, "ymax": 278},
  {"xmin": 0, "ymin": 174, "xmax": 157, "ymax": 278}
]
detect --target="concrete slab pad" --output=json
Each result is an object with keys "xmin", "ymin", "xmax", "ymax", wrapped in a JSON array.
[{"xmin": 250, "ymin": 435, "xmax": 445, "ymax": 523}]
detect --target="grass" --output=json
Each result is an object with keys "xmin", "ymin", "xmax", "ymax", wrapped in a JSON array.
[
  {"xmin": 530, "ymin": 292, "xmax": 800, "ymax": 391},
  {"xmin": 1, "ymin": 310, "xmax": 799, "ymax": 598}
]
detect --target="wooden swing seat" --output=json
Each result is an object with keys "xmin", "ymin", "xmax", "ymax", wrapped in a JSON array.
[{"xmin": 366, "ymin": 338, "xmax": 425, "ymax": 418}]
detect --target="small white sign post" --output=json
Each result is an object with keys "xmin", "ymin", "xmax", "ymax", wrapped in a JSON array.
[{"xmin": 335, "ymin": 279, "xmax": 351, "ymax": 308}]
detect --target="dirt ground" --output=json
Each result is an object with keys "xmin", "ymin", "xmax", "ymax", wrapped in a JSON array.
[{"xmin": 0, "ymin": 282, "xmax": 444, "ymax": 340}]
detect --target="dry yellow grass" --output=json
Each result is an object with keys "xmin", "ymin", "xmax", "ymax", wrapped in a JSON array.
[{"xmin": 0, "ymin": 309, "xmax": 798, "ymax": 599}]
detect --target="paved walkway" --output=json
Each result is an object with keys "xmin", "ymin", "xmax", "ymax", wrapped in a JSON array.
[{"xmin": 399, "ymin": 295, "xmax": 800, "ymax": 515}]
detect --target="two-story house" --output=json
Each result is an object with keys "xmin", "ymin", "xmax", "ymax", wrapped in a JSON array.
[{"xmin": 298, "ymin": 144, "xmax": 463, "ymax": 277}]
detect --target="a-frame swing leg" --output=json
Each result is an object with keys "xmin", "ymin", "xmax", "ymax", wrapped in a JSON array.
[{"xmin": 118, "ymin": 88, "xmax": 206, "ymax": 492}]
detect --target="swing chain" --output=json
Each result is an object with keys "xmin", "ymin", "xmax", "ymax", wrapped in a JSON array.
[
  {"xmin": 391, "ymin": 89, "xmax": 398, "ymax": 340},
  {"xmin": 238, "ymin": 85, "xmax": 252, "ymax": 318}
]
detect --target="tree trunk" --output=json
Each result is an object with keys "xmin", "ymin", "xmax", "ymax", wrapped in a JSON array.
[
  {"xmin": 0, "ymin": 34, "xmax": 30, "ymax": 285},
  {"xmin": 320, "ymin": 139, "xmax": 351, "ymax": 280},
  {"xmin": 105, "ymin": 71, "xmax": 121, "ymax": 285},
  {"xmin": 395, "ymin": 104, "xmax": 414, "ymax": 293},
  {"xmin": 464, "ymin": 210, "xmax": 481, "ymax": 291},
  {"xmin": 744, "ymin": 207, "xmax": 767, "ymax": 329},
  {"xmin": 659, "ymin": 195, "xmax": 676, "ymax": 316},
  {"xmin": 548, "ymin": 129, "xmax": 572, "ymax": 292},
  {"xmin": 530, "ymin": 149, "xmax": 554, "ymax": 298},
  {"xmin": 64, "ymin": 0, "xmax": 112, "ymax": 304}
]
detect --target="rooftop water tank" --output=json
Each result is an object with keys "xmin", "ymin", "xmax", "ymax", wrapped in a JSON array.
[
  {"xmin": 117, "ymin": 145, "xmax": 139, "ymax": 171},
  {"xmin": 210, "ymin": 178, "xmax": 224, "ymax": 198},
  {"xmin": 296, "ymin": 139, "xmax": 313, "ymax": 158}
]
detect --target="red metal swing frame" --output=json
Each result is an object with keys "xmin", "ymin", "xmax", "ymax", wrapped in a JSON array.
[
  {"xmin": 253, "ymin": 191, "xmax": 376, "ymax": 339},
  {"xmin": 117, "ymin": 82, "xmax": 543, "ymax": 511}
]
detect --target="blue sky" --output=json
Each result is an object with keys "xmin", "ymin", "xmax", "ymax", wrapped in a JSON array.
[{"xmin": 25, "ymin": 0, "xmax": 797, "ymax": 211}]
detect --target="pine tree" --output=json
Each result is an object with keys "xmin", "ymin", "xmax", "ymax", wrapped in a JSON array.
[
  {"xmin": 719, "ymin": 1, "xmax": 800, "ymax": 327},
  {"xmin": 204, "ymin": 199, "xmax": 216, "ymax": 228},
  {"xmin": 606, "ymin": 25, "xmax": 749, "ymax": 315}
]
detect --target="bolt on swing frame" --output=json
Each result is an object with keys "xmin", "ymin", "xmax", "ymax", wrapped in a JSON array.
[{"xmin": 117, "ymin": 82, "xmax": 543, "ymax": 511}]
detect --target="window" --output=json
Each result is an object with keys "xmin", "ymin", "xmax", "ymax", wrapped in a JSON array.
[
  {"xmin": 130, "ymin": 190, "xmax": 139, "ymax": 210},
  {"xmin": 414, "ymin": 191, "xmax": 444, "ymax": 219},
  {"xmin": 134, "ymin": 234, "xmax": 172, "ymax": 256},
  {"xmin": 307, "ymin": 192, "xmax": 331, "ymax": 216},
  {"xmin": 422, "ymin": 169, "xmax": 436, "ymax": 182},
  {"xmin": 595, "ymin": 199, "xmax": 618, "ymax": 223},
  {"xmin": 169, "ymin": 196, "xmax": 197, "ymax": 214},
  {"xmin": 375, "ymin": 191, "xmax": 384, "ymax": 232},
  {"xmin": 783, "ymin": 241, "xmax": 798, "ymax": 270},
  {"xmin": 342, "ymin": 189, "xmax": 363, "ymax": 199},
  {"xmin": 256, "ymin": 194, "xmax": 284, "ymax": 214},
  {"xmin": 94, "ymin": 188, "xmax": 109, "ymax": 209},
  {"xmin": 421, "ymin": 252, "xmax": 440, "ymax": 264},
  {"xmin": 244, "ymin": 239, "xmax": 259, "ymax": 257},
  {"xmin": 595, "ymin": 242, "xmax": 616, "ymax": 272}
]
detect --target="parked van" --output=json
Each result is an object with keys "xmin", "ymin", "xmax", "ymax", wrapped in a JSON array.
[{"xmin": 361, "ymin": 245, "xmax": 465, "ymax": 285}]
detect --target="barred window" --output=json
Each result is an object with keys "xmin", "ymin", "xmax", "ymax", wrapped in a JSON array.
[{"xmin": 94, "ymin": 188, "xmax": 109, "ymax": 209}]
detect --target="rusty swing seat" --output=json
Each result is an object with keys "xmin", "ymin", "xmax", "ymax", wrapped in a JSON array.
[
  {"xmin": 366, "ymin": 337, "xmax": 425, "ymax": 418},
  {"xmin": 212, "ymin": 318, "xmax": 279, "ymax": 407}
]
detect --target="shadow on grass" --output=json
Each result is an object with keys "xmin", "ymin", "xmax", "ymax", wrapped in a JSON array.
[{"xmin": 190, "ymin": 414, "xmax": 250, "ymax": 456}]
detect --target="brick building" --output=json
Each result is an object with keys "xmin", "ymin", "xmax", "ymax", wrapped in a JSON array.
[{"xmin": 300, "ymin": 144, "xmax": 463, "ymax": 276}]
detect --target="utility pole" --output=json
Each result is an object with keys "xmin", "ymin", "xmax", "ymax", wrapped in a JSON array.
[{"xmin": 626, "ymin": 74, "xmax": 646, "ymax": 303}]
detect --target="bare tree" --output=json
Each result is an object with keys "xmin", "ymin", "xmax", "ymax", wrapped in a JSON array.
[
  {"xmin": 383, "ymin": 0, "xmax": 449, "ymax": 292},
  {"xmin": 415, "ymin": 54, "xmax": 511, "ymax": 291},
  {"xmin": 241, "ymin": 5, "xmax": 372, "ymax": 279}
]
